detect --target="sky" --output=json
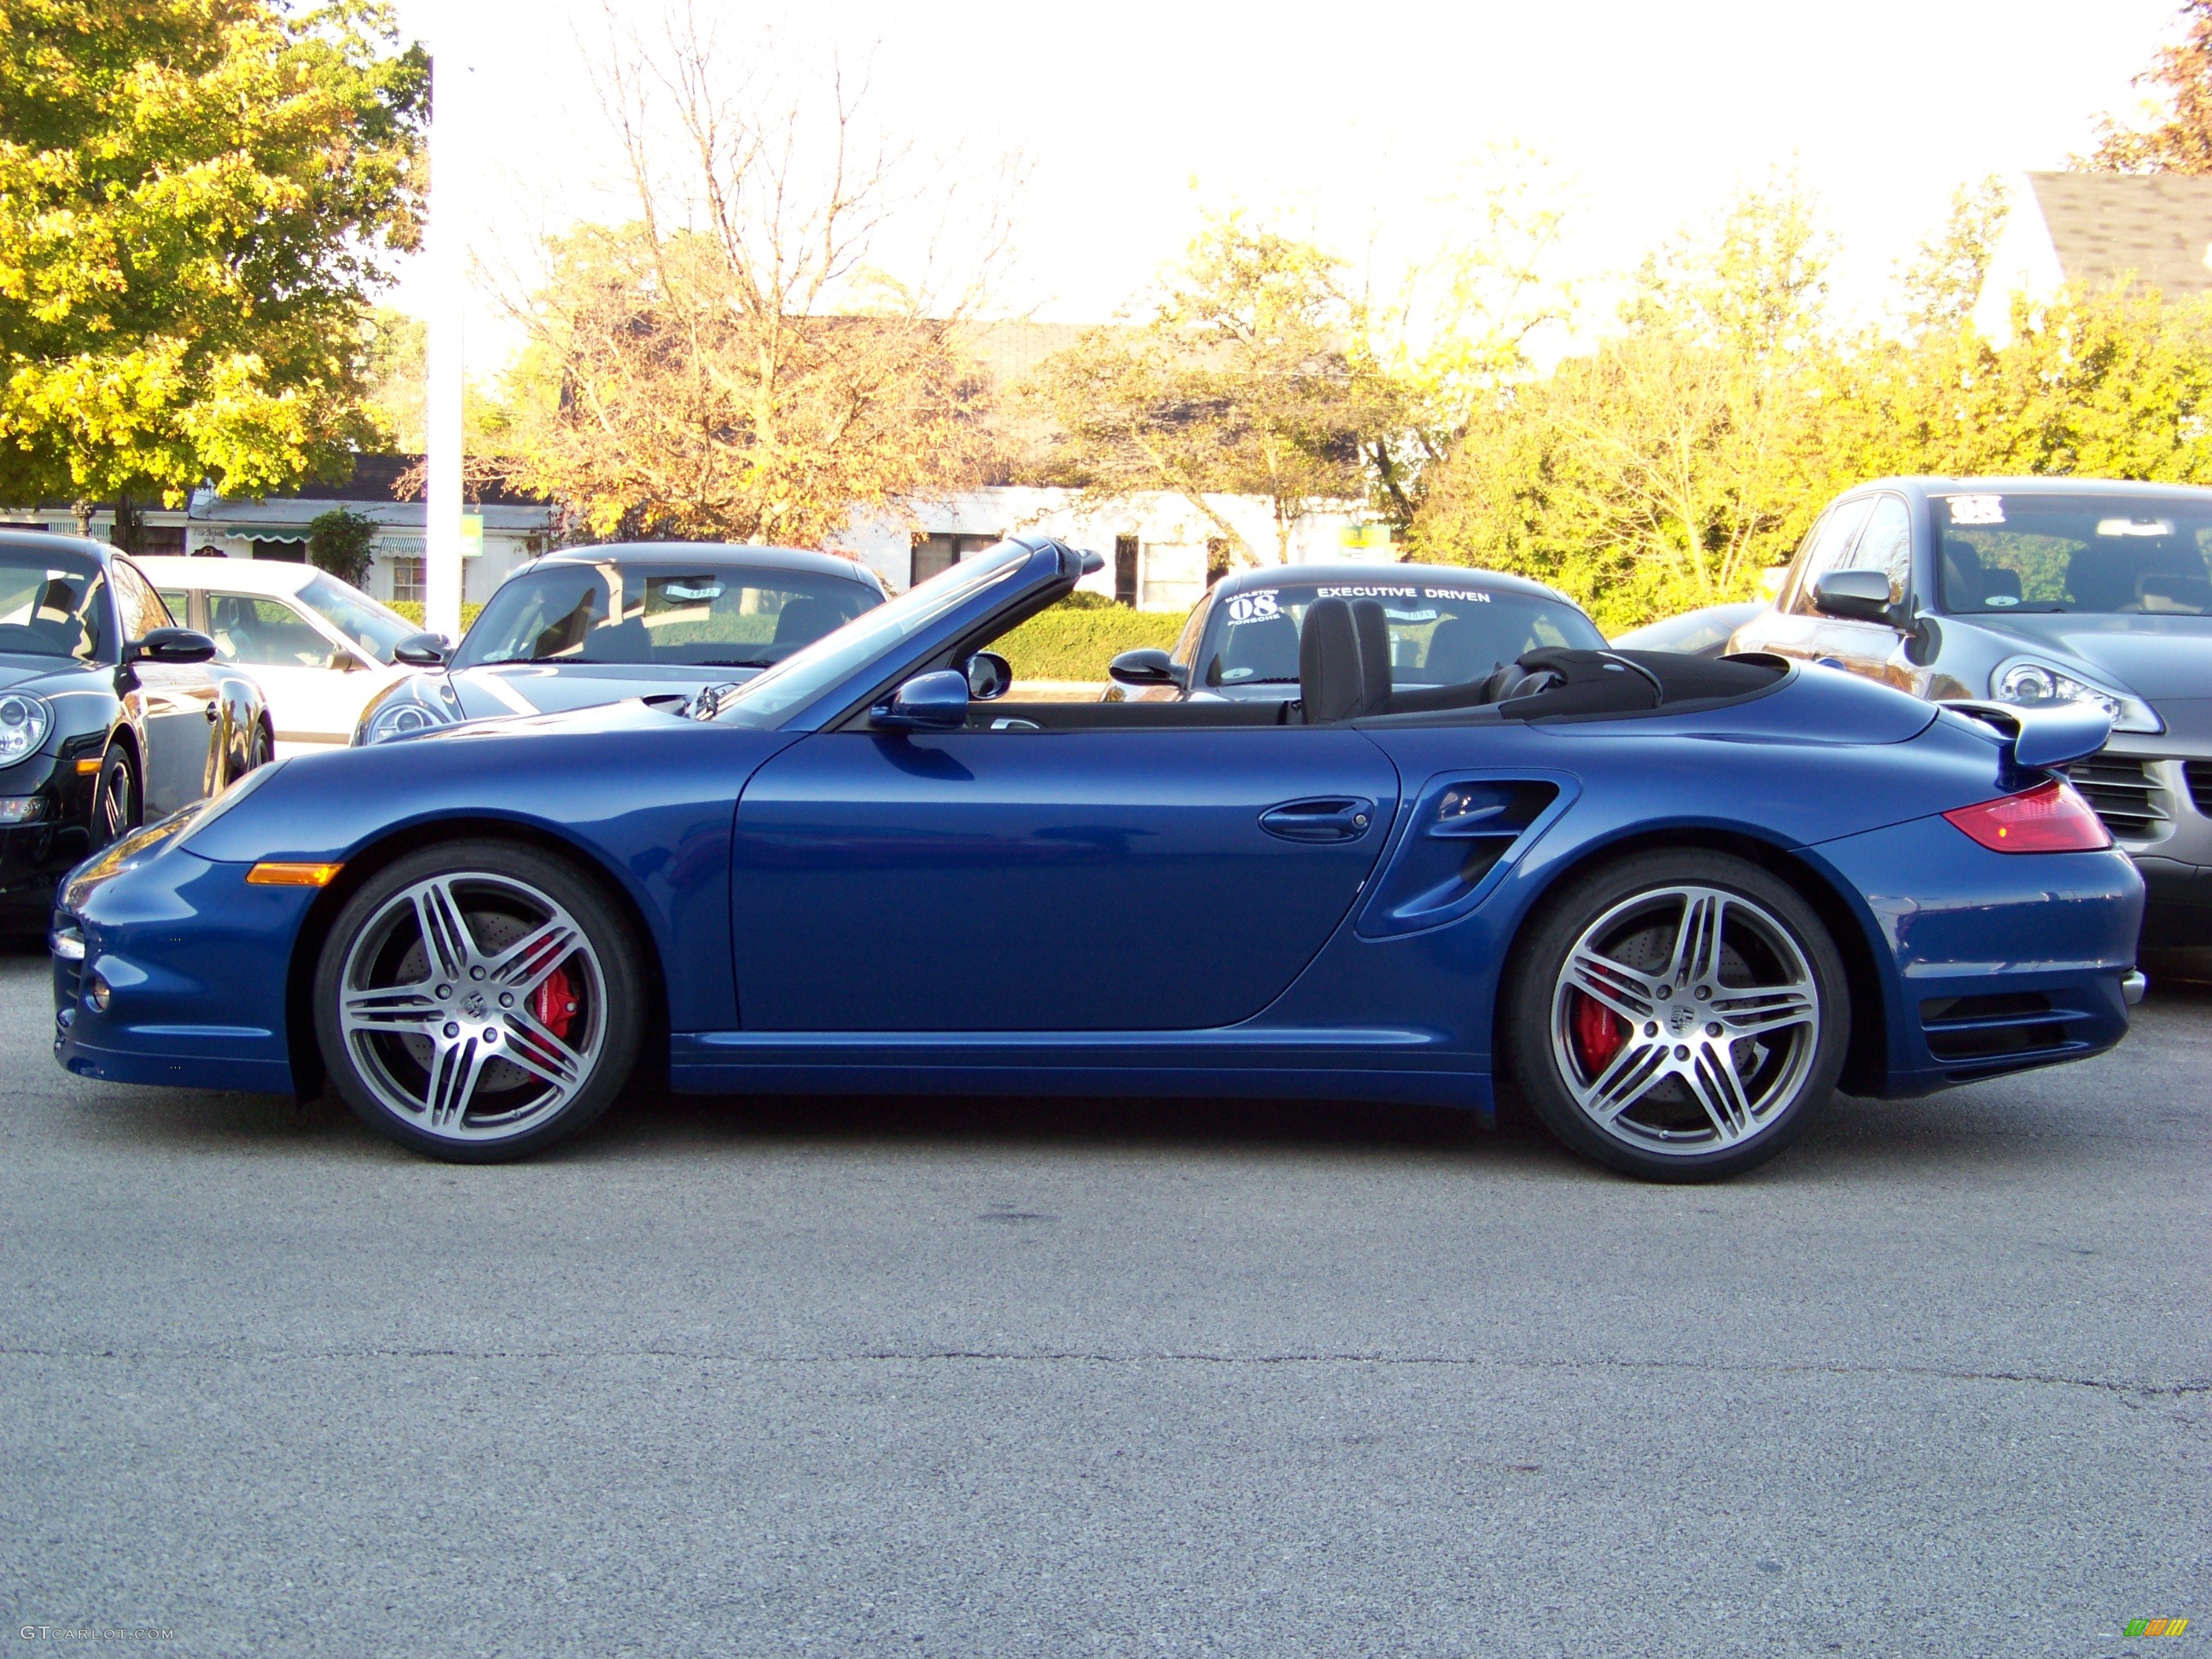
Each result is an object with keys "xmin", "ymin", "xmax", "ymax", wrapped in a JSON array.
[{"xmin": 387, "ymin": 0, "xmax": 2187, "ymax": 369}]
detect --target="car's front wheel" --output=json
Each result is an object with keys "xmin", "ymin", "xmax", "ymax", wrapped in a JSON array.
[
  {"xmin": 90, "ymin": 742, "xmax": 141, "ymax": 847},
  {"xmin": 313, "ymin": 841, "xmax": 645, "ymax": 1162},
  {"xmin": 1505, "ymin": 849, "xmax": 1849, "ymax": 1182}
]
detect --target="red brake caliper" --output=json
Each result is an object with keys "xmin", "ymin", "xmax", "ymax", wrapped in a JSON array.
[
  {"xmin": 1572, "ymin": 992, "xmax": 1627, "ymax": 1076},
  {"xmin": 533, "ymin": 964, "xmax": 579, "ymax": 1042}
]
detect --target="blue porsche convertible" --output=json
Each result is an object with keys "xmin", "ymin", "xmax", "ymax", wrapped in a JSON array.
[{"xmin": 49, "ymin": 538, "xmax": 2143, "ymax": 1180}]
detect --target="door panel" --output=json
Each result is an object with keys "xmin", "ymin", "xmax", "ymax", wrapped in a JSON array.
[{"xmin": 731, "ymin": 727, "xmax": 1401, "ymax": 1031}]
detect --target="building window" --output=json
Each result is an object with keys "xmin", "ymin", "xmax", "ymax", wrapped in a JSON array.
[
  {"xmin": 1114, "ymin": 535, "xmax": 1138, "ymax": 607},
  {"xmin": 390, "ymin": 557, "xmax": 426, "ymax": 604},
  {"xmin": 911, "ymin": 532, "xmax": 1001, "ymax": 589}
]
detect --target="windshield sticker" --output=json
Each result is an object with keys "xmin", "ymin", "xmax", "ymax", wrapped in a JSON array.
[
  {"xmin": 1225, "ymin": 591, "xmax": 1280, "ymax": 622},
  {"xmin": 1947, "ymin": 495, "xmax": 2005, "ymax": 526},
  {"xmin": 1984, "ymin": 593, "xmax": 2020, "ymax": 607},
  {"xmin": 2095, "ymin": 517, "xmax": 2176, "ymax": 537},
  {"xmin": 1383, "ymin": 608, "xmax": 1439, "ymax": 622},
  {"xmin": 662, "ymin": 579, "xmax": 724, "ymax": 602},
  {"xmin": 1315, "ymin": 584, "xmax": 1419, "ymax": 599},
  {"xmin": 1220, "ymin": 667, "xmax": 1255, "ymax": 681}
]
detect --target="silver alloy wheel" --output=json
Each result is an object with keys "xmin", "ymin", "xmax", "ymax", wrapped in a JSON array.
[
  {"xmin": 335, "ymin": 872, "xmax": 606, "ymax": 1144},
  {"xmin": 1549, "ymin": 884, "xmax": 1821, "ymax": 1156}
]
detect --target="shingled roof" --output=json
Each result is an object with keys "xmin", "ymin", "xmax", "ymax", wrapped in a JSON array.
[{"xmin": 2023, "ymin": 170, "xmax": 2212, "ymax": 295}]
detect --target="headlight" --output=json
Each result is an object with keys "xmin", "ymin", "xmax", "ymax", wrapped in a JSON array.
[
  {"xmin": 0, "ymin": 693, "xmax": 51, "ymax": 764},
  {"xmin": 1992, "ymin": 658, "xmax": 2162, "ymax": 736},
  {"xmin": 362, "ymin": 696, "xmax": 453, "ymax": 746}
]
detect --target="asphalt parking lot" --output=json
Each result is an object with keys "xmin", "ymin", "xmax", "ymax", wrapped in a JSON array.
[{"xmin": 2, "ymin": 943, "xmax": 2205, "ymax": 1659}]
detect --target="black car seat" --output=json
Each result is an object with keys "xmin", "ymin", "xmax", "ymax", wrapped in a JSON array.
[
  {"xmin": 1941, "ymin": 544, "xmax": 1986, "ymax": 607},
  {"xmin": 1420, "ymin": 614, "xmax": 1499, "ymax": 685},
  {"xmin": 773, "ymin": 596, "xmax": 843, "ymax": 645},
  {"xmin": 1298, "ymin": 597, "xmax": 1366, "ymax": 722},
  {"xmin": 2066, "ymin": 548, "xmax": 2134, "ymax": 612},
  {"xmin": 1978, "ymin": 566, "xmax": 2022, "ymax": 605},
  {"xmin": 1349, "ymin": 598, "xmax": 1393, "ymax": 716}
]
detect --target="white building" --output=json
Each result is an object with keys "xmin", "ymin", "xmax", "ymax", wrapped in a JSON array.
[
  {"xmin": 1973, "ymin": 171, "xmax": 2212, "ymax": 344},
  {"xmin": 182, "ymin": 455, "xmax": 552, "ymax": 608},
  {"xmin": 835, "ymin": 486, "xmax": 1388, "ymax": 608}
]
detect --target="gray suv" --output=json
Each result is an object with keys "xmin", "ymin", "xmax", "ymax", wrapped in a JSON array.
[{"xmin": 1732, "ymin": 476, "xmax": 2212, "ymax": 949}]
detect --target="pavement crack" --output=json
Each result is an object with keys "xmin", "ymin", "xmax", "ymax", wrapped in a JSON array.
[{"xmin": 2, "ymin": 1343, "xmax": 2205, "ymax": 1398}]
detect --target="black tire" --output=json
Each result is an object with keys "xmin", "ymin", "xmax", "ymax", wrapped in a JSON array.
[
  {"xmin": 246, "ymin": 720, "xmax": 273, "ymax": 775},
  {"xmin": 313, "ymin": 840, "xmax": 646, "ymax": 1163},
  {"xmin": 90, "ymin": 742, "xmax": 141, "ymax": 848},
  {"xmin": 1505, "ymin": 848, "xmax": 1850, "ymax": 1183}
]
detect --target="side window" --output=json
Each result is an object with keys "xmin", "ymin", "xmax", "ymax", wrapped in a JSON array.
[
  {"xmin": 1853, "ymin": 495, "xmax": 1914, "ymax": 607},
  {"xmin": 110, "ymin": 561, "xmax": 172, "ymax": 640},
  {"xmin": 1786, "ymin": 498, "xmax": 1876, "ymax": 616},
  {"xmin": 156, "ymin": 589, "xmax": 192, "ymax": 627},
  {"xmin": 1169, "ymin": 596, "xmax": 1209, "ymax": 672},
  {"xmin": 207, "ymin": 593, "xmax": 338, "ymax": 667}
]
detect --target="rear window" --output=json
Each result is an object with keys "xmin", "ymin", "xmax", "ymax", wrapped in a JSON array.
[
  {"xmin": 1199, "ymin": 579, "xmax": 1603, "ymax": 689},
  {"xmin": 454, "ymin": 563, "xmax": 881, "ymax": 670}
]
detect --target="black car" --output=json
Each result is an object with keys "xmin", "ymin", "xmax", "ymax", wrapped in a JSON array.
[
  {"xmin": 353, "ymin": 542, "xmax": 887, "ymax": 744},
  {"xmin": 1104, "ymin": 562, "xmax": 1608, "ymax": 702},
  {"xmin": 1732, "ymin": 476, "xmax": 2212, "ymax": 948},
  {"xmin": 0, "ymin": 530, "xmax": 270, "ymax": 927}
]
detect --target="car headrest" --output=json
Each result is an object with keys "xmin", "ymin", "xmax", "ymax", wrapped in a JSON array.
[
  {"xmin": 1349, "ymin": 598, "xmax": 1392, "ymax": 716},
  {"xmin": 1299, "ymin": 597, "xmax": 1365, "ymax": 722},
  {"xmin": 773, "ymin": 596, "xmax": 842, "ymax": 644}
]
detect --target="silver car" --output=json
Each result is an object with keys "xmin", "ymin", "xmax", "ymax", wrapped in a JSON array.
[{"xmin": 1732, "ymin": 476, "xmax": 2212, "ymax": 950}]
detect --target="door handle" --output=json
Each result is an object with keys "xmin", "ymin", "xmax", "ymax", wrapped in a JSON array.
[{"xmin": 1259, "ymin": 796, "xmax": 1377, "ymax": 843}]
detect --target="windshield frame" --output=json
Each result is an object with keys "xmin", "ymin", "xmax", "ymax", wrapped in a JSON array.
[
  {"xmin": 294, "ymin": 571, "xmax": 419, "ymax": 665},
  {"xmin": 1194, "ymin": 574, "xmax": 1605, "ymax": 690},
  {"xmin": 0, "ymin": 546, "xmax": 115, "ymax": 665},
  {"xmin": 1930, "ymin": 489, "xmax": 2212, "ymax": 618},
  {"xmin": 451, "ymin": 557, "xmax": 884, "ymax": 672},
  {"xmin": 709, "ymin": 542, "xmax": 1037, "ymax": 728}
]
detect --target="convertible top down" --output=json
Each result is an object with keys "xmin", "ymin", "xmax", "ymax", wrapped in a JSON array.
[{"xmin": 52, "ymin": 537, "xmax": 2142, "ymax": 1180}]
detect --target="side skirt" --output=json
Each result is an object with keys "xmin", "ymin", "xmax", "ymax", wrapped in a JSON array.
[{"xmin": 667, "ymin": 1027, "xmax": 1493, "ymax": 1115}]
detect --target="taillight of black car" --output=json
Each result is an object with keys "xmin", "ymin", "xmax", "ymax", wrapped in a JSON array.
[{"xmin": 1942, "ymin": 779, "xmax": 2113, "ymax": 853}]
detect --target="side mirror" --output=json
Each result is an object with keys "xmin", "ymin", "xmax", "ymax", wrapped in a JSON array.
[
  {"xmin": 870, "ymin": 668, "xmax": 969, "ymax": 731},
  {"xmin": 1109, "ymin": 647, "xmax": 1188, "ymax": 689},
  {"xmin": 963, "ymin": 650, "xmax": 1013, "ymax": 701},
  {"xmin": 393, "ymin": 631, "xmax": 450, "ymax": 668},
  {"xmin": 1813, "ymin": 569, "xmax": 1900, "ymax": 626},
  {"xmin": 124, "ymin": 627, "xmax": 217, "ymax": 666}
]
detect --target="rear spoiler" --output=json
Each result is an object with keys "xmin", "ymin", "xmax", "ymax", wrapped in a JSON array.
[{"xmin": 1939, "ymin": 699, "xmax": 2110, "ymax": 771}]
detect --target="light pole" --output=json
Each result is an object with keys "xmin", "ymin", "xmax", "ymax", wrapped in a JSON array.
[{"xmin": 422, "ymin": 45, "xmax": 467, "ymax": 643}]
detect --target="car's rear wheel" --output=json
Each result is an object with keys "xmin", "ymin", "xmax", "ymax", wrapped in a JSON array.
[
  {"xmin": 90, "ymin": 743, "xmax": 140, "ymax": 847},
  {"xmin": 1506, "ymin": 849, "xmax": 1849, "ymax": 1182},
  {"xmin": 313, "ymin": 841, "xmax": 644, "ymax": 1162}
]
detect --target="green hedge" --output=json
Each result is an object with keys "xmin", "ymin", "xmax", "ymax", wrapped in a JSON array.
[
  {"xmin": 994, "ymin": 603, "xmax": 1188, "ymax": 682},
  {"xmin": 387, "ymin": 599, "xmax": 486, "ymax": 633}
]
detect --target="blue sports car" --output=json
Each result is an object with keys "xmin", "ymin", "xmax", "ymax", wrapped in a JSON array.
[{"xmin": 50, "ymin": 537, "xmax": 2144, "ymax": 1181}]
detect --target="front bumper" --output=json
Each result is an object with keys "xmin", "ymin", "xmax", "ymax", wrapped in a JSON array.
[
  {"xmin": 51, "ymin": 843, "xmax": 312, "ymax": 1097},
  {"xmin": 2066, "ymin": 746, "xmax": 2212, "ymax": 946}
]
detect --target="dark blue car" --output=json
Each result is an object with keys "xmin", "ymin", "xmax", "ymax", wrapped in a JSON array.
[{"xmin": 51, "ymin": 537, "xmax": 2143, "ymax": 1181}]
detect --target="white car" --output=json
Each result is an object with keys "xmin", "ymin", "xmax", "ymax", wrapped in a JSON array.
[{"xmin": 134, "ymin": 556, "xmax": 426, "ymax": 757}]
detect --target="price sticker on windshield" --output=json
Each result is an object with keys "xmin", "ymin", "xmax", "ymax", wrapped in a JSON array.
[{"xmin": 1947, "ymin": 495, "xmax": 2006, "ymax": 526}]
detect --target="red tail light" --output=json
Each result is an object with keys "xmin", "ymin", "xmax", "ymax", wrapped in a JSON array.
[{"xmin": 1943, "ymin": 779, "xmax": 2112, "ymax": 853}]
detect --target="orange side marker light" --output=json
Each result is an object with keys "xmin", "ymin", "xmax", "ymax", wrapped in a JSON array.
[{"xmin": 246, "ymin": 862, "xmax": 344, "ymax": 888}]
